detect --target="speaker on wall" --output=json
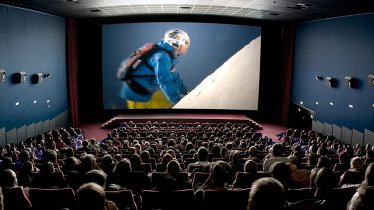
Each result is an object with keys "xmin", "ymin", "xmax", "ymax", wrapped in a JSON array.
[
  {"xmin": 0, "ymin": 69, "xmax": 5, "ymax": 82},
  {"xmin": 369, "ymin": 74, "xmax": 374, "ymax": 87},
  {"xmin": 32, "ymin": 73, "xmax": 44, "ymax": 84},
  {"xmin": 16, "ymin": 72, "xmax": 27, "ymax": 83}
]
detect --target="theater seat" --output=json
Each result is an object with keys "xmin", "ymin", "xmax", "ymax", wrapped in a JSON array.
[
  {"xmin": 201, "ymin": 188, "xmax": 251, "ymax": 210},
  {"xmin": 2, "ymin": 186, "xmax": 32, "ymax": 210},
  {"xmin": 106, "ymin": 190, "xmax": 137, "ymax": 210},
  {"xmin": 142, "ymin": 189, "xmax": 195, "ymax": 210},
  {"xmin": 29, "ymin": 187, "xmax": 78, "ymax": 210}
]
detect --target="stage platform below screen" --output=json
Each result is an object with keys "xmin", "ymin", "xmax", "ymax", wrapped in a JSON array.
[{"xmin": 101, "ymin": 113, "xmax": 263, "ymax": 130}]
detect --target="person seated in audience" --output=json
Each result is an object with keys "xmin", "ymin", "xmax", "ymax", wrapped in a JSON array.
[
  {"xmin": 84, "ymin": 169, "xmax": 108, "ymax": 189},
  {"xmin": 195, "ymin": 161, "xmax": 234, "ymax": 192},
  {"xmin": 79, "ymin": 140, "xmax": 91, "ymax": 153},
  {"xmin": 109, "ymin": 158, "xmax": 150, "ymax": 195},
  {"xmin": 247, "ymin": 177, "xmax": 286, "ymax": 210},
  {"xmin": 99, "ymin": 154, "xmax": 115, "ymax": 174},
  {"xmin": 347, "ymin": 185, "xmax": 374, "ymax": 210},
  {"xmin": 64, "ymin": 147, "xmax": 81, "ymax": 166},
  {"xmin": 153, "ymin": 160, "xmax": 191, "ymax": 191},
  {"xmin": 233, "ymin": 160, "xmax": 261, "ymax": 188},
  {"xmin": 0, "ymin": 157, "xmax": 13, "ymax": 172},
  {"xmin": 0, "ymin": 169, "xmax": 18, "ymax": 189},
  {"xmin": 288, "ymin": 162, "xmax": 310, "ymax": 188},
  {"xmin": 310, "ymin": 156, "xmax": 330, "ymax": 187},
  {"xmin": 269, "ymin": 162, "xmax": 294, "ymax": 189},
  {"xmin": 88, "ymin": 138, "xmax": 100, "ymax": 151},
  {"xmin": 80, "ymin": 154, "xmax": 100, "ymax": 175},
  {"xmin": 263, "ymin": 143, "xmax": 290, "ymax": 172},
  {"xmin": 247, "ymin": 146, "xmax": 260, "ymax": 163},
  {"xmin": 187, "ymin": 147, "xmax": 210, "ymax": 173},
  {"xmin": 130, "ymin": 154, "xmax": 147, "ymax": 173},
  {"xmin": 364, "ymin": 150, "xmax": 374, "ymax": 165},
  {"xmin": 340, "ymin": 157, "xmax": 365, "ymax": 186},
  {"xmin": 75, "ymin": 182, "xmax": 119, "ymax": 210},
  {"xmin": 362, "ymin": 162, "xmax": 374, "ymax": 186},
  {"xmin": 229, "ymin": 150, "xmax": 243, "ymax": 173},
  {"xmin": 314, "ymin": 167, "xmax": 337, "ymax": 189},
  {"xmin": 17, "ymin": 161, "xmax": 38, "ymax": 187}
]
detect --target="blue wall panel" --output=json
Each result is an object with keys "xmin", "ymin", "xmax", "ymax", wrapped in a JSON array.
[
  {"xmin": 0, "ymin": 5, "xmax": 67, "ymax": 131},
  {"xmin": 293, "ymin": 14, "xmax": 374, "ymax": 132}
]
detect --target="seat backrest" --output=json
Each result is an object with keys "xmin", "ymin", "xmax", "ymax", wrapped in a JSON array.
[
  {"xmin": 3, "ymin": 186, "xmax": 32, "ymax": 210},
  {"xmin": 339, "ymin": 171, "xmax": 365, "ymax": 187},
  {"xmin": 106, "ymin": 190, "xmax": 137, "ymax": 210},
  {"xmin": 31, "ymin": 171, "xmax": 68, "ymax": 188},
  {"xmin": 142, "ymin": 189, "xmax": 195, "ymax": 210},
  {"xmin": 314, "ymin": 187, "xmax": 357, "ymax": 210},
  {"xmin": 287, "ymin": 199, "xmax": 332, "ymax": 210},
  {"xmin": 29, "ymin": 187, "xmax": 78, "ymax": 210},
  {"xmin": 202, "ymin": 188, "xmax": 251, "ymax": 210},
  {"xmin": 192, "ymin": 172, "xmax": 210, "ymax": 187},
  {"xmin": 233, "ymin": 172, "xmax": 270, "ymax": 189},
  {"xmin": 286, "ymin": 187, "xmax": 317, "ymax": 203}
]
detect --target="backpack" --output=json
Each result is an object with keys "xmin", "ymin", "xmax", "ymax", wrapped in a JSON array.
[{"xmin": 117, "ymin": 42, "xmax": 171, "ymax": 95}]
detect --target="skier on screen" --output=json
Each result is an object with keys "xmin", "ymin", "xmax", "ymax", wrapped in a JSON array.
[{"xmin": 116, "ymin": 29, "xmax": 190, "ymax": 109}]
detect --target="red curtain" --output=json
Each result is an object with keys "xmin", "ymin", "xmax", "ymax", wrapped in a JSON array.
[
  {"xmin": 67, "ymin": 18, "xmax": 80, "ymax": 127},
  {"xmin": 280, "ymin": 24, "xmax": 295, "ymax": 125}
]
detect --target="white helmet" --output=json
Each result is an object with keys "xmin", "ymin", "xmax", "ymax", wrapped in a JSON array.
[{"xmin": 163, "ymin": 29, "xmax": 190, "ymax": 55}]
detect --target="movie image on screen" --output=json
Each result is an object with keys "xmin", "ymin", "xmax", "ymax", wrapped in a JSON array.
[{"xmin": 102, "ymin": 22, "xmax": 261, "ymax": 110}]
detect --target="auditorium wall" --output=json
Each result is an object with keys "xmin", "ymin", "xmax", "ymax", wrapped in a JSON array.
[
  {"xmin": 0, "ymin": 5, "xmax": 68, "ymax": 144},
  {"xmin": 292, "ymin": 13, "xmax": 374, "ymax": 133}
]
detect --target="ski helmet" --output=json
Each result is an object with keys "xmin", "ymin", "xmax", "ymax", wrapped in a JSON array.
[{"xmin": 163, "ymin": 29, "xmax": 190, "ymax": 55}]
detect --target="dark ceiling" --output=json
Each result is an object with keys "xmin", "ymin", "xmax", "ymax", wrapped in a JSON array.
[{"xmin": 1, "ymin": 0, "xmax": 374, "ymax": 22}]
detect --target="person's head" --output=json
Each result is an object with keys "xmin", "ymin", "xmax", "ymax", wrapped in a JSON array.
[
  {"xmin": 314, "ymin": 167, "xmax": 334, "ymax": 188},
  {"xmin": 348, "ymin": 185, "xmax": 374, "ymax": 210},
  {"xmin": 269, "ymin": 162, "xmax": 292, "ymax": 189},
  {"xmin": 271, "ymin": 143, "xmax": 284, "ymax": 157},
  {"xmin": 75, "ymin": 183, "xmax": 106, "ymax": 210},
  {"xmin": 248, "ymin": 146, "xmax": 258, "ymax": 157},
  {"xmin": 84, "ymin": 169, "xmax": 107, "ymax": 187},
  {"xmin": 66, "ymin": 147, "xmax": 75, "ymax": 158},
  {"xmin": 130, "ymin": 154, "xmax": 142, "ymax": 167},
  {"xmin": 248, "ymin": 177, "xmax": 286, "ymax": 210},
  {"xmin": 362, "ymin": 162, "xmax": 374, "ymax": 186},
  {"xmin": 210, "ymin": 161, "xmax": 233, "ymax": 186},
  {"xmin": 163, "ymin": 29, "xmax": 190, "ymax": 56},
  {"xmin": 0, "ymin": 169, "xmax": 18, "ymax": 188},
  {"xmin": 167, "ymin": 160, "xmax": 181, "ymax": 177},
  {"xmin": 350, "ymin": 157, "xmax": 364, "ymax": 171},
  {"xmin": 197, "ymin": 147, "xmax": 209, "ymax": 161},
  {"xmin": 244, "ymin": 160, "xmax": 258, "ymax": 173},
  {"xmin": 114, "ymin": 159, "xmax": 132, "ymax": 174},
  {"xmin": 81, "ymin": 154, "xmax": 97, "ymax": 173}
]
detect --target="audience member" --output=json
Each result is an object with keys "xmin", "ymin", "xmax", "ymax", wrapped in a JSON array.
[
  {"xmin": 75, "ymin": 182, "xmax": 119, "ymax": 210},
  {"xmin": 247, "ymin": 177, "xmax": 286, "ymax": 210},
  {"xmin": 347, "ymin": 185, "xmax": 374, "ymax": 210},
  {"xmin": 263, "ymin": 143, "xmax": 290, "ymax": 172}
]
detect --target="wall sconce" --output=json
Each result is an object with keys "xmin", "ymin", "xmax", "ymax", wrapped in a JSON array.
[
  {"xmin": 315, "ymin": 76, "xmax": 323, "ymax": 80},
  {"xmin": 16, "ymin": 72, "xmax": 27, "ymax": 83},
  {"xmin": 0, "ymin": 69, "xmax": 5, "ymax": 82},
  {"xmin": 345, "ymin": 76, "xmax": 354, "ymax": 88},
  {"xmin": 369, "ymin": 74, "xmax": 374, "ymax": 87},
  {"xmin": 32, "ymin": 73, "xmax": 51, "ymax": 84},
  {"xmin": 325, "ymin": 77, "xmax": 336, "ymax": 87}
]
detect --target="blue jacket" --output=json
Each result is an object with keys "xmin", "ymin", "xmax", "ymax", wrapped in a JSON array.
[{"xmin": 119, "ymin": 41, "xmax": 188, "ymax": 104}]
